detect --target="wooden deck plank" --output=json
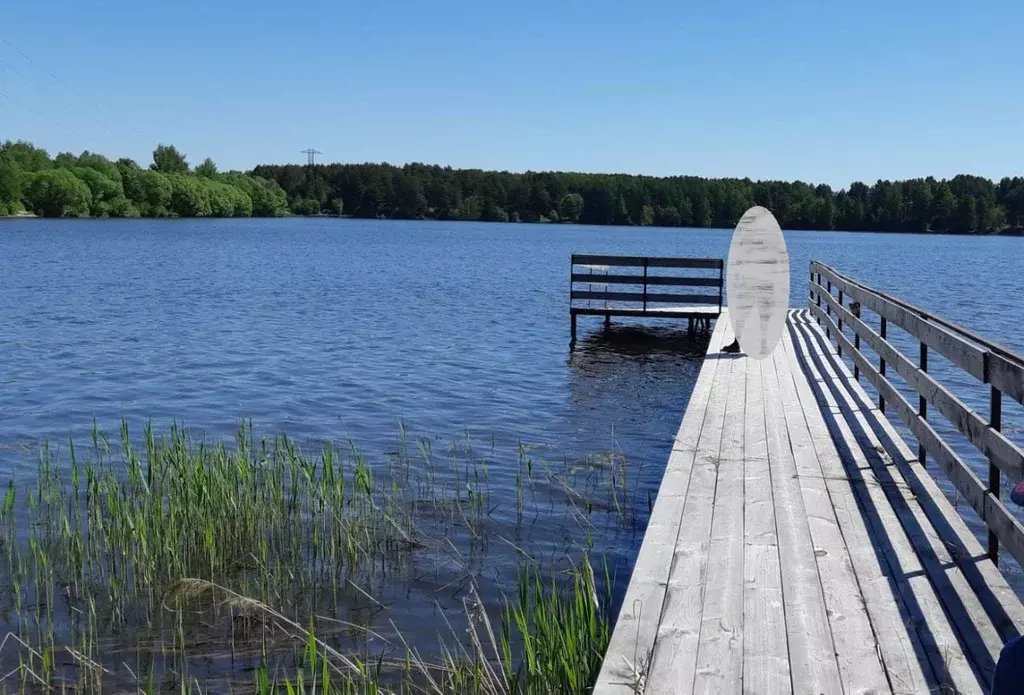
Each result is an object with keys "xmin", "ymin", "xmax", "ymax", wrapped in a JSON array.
[
  {"xmin": 647, "ymin": 326, "xmax": 736, "ymax": 690},
  {"xmin": 771, "ymin": 331, "xmax": 891, "ymax": 694},
  {"xmin": 593, "ymin": 317, "xmax": 730, "ymax": 694},
  {"xmin": 760, "ymin": 349, "xmax": 845, "ymax": 695},
  {"xmin": 793, "ymin": 310, "xmax": 1024, "ymax": 686},
  {"xmin": 787, "ymin": 313, "xmax": 985, "ymax": 694},
  {"xmin": 692, "ymin": 349, "xmax": 746, "ymax": 694},
  {"xmin": 741, "ymin": 355, "xmax": 791, "ymax": 695},
  {"xmin": 780, "ymin": 316, "xmax": 936, "ymax": 694},
  {"xmin": 600, "ymin": 307, "xmax": 1023, "ymax": 695}
]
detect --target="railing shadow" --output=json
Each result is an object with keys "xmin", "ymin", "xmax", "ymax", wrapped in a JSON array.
[
  {"xmin": 788, "ymin": 313, "xmax": 993, "ymax": 692},
  {"xmin": 793, "ymin": 311, "xmax": 1022, "ymax": 642}
]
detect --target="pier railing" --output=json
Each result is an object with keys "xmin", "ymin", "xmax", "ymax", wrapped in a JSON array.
[
  {"xmin": 809, "ymin": 261, "xmax": 1024, "ymax": 568},
  {"xmin": 569, "ymin": 255, "xmax": 723, "ymax": 344}
]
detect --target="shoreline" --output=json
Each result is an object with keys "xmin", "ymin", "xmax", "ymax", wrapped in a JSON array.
[{"xmin": 2, "ymin": 213, "xmax": 1022, "ymax": 237}]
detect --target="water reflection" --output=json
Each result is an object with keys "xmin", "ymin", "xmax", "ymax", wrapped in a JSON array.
[{"xmin": 566, "ymin": 322, "xmax": 709, "ymax": 605}]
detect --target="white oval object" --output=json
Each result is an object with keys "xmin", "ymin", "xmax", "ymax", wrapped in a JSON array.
[{"xmin": 726, "ymin": 206, "xmax": 789, "ymax": 360}]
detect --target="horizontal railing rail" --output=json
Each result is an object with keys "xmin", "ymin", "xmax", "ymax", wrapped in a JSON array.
[
  {"xmin": 808, "ymin": 261, "xmax": 1024, "ymax": 568},
  {"xmin": 571, "ymin": 255, "xmax": 724, "ymax": 313},
  {"xmin": 571, "ymin": 254, "xmax": 723, "ymax": 269}
]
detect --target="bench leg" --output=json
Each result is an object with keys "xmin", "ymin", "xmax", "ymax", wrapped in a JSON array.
[
  {"xmin": 570, "ymin": 313, "xmax": 577, "ymax": 348},
  {"xmin": 604, "ymin": 314, "xmax": 611, "ymax": 328}
]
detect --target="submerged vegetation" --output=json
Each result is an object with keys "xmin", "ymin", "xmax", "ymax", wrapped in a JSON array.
[{"xmin": 0, "ymin": 421, "xmax": 634, "ymax": 693}]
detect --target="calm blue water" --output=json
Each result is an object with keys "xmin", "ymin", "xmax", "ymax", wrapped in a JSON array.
[{"xmin": 1, "ymin": 217, "xmax": 1023, "ymax": 598}]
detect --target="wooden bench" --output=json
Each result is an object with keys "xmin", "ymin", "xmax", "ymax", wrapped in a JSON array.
[{"xmin": 569, "ymin": 254, "xmax": 723, "ymax": 345}]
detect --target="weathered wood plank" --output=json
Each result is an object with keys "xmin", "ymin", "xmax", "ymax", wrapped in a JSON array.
[
  {"xmin": 801, "ymin": 320, "xmax": 1024, "ymax": 647},
  {"xmin": 795, "ymin": 311, "xmax": 1024, "ymax": 651},
  {"xmin": 572, "ymin": 255, "xmax": 722, "ymax": 269},
  {"xmin": 790, "ymin": 313, "xmax": 988, "ymax": 694},
  {"xmin": 989, "ymin": 352, "xmax": 1024, "ymax": 409},
  {"xmin": 692, "ymin": 350, "xmax": 746, "ymax": 694},
  {"xmin": 571, "ymin": 306, "xmax": 720, "ymax": 318},
  {"xmin": 771, "ymin": 328, "xmax": 889, "ymax": 693},
  {"xmin": 593, "ymin": 317, "xmax": 730, "ymax": 694},
  {"xmin": 807, "ymin": 302, "xmax": 1024, "ymax": 571},
  {"xmin": 648, "ymin": 330, "xmax": 736, "ymax": 689},
  {"xmin": 812, "ymin": 281, "xmax": 1024, "ymax": 480},
  {"xmin": 760, "ymin": 350, "xmax": 844, "ymax": 695},
  {"xmin": 794, "ymin": 314, "xmax": 1002, "ymax": 688},
  {"xmin": 571, "ymin": 290, "xmax": 721, "ymax": 305},
  {"xmin": 810, "ymin": 263, "xmax": 988, "ymax": 380},
  {"xmin": 781, "ymin": 315, "xmax": 935, "ymax": 694},
  {"xmin": 571, "ymin": 273, "xmax": 723, "ymax": 287},
  {"xmin": 741, "ymin": 356, "xmax": 791, "ymax": 695}
]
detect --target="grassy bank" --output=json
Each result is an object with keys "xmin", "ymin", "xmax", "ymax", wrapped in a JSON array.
[{"xmin": 0, "ymin": 422, "xmax": 634, "ymax": 693}]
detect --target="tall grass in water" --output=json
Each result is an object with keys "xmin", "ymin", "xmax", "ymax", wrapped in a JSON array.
[{"xmin": 0, "ymin": 422, "xmax": 630, "ymax": 692}]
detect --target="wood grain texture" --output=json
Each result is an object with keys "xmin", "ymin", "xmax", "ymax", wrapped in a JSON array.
[
  {"xmin": 648, "ymin": 338, "xmax": 734, "ymax": 693},
  {"xmin": 772, "ymin": 329, "xmax": 889, "ymax": 694},
  {"xmin": 598, "ymin": 304, "xmax": 1022, "ymax": 695},
  {"xmin": 781, "ymin": 315, "xmax": 934, "ymax": 695},
  {"xmin": 792, "ymin": 313, "xmax": 995, "ymax": 692},
  {"xmin": 692, "ymin": 345, "xmax": 746, "ymax": 694},
  {"xmin": 761, "ymin": 348, "xmax": 844, "ymax": 694},
  {"xmin": 741, "ymin": 355, "xmax": 791, "ymax": 695},
  {"xmin": 793, "ymin": 311, "xmax": 1024, "ymax": 685},
  {"xmin": 593, "ymin": 316, "xmax": 730, "ymax": 694}
]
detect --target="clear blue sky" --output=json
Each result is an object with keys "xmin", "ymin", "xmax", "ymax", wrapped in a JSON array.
[{"xmin": 1, "ymin": 0, "xmax": 1021, "ymax": 188}]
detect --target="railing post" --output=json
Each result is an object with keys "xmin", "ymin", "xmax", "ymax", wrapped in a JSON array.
[
  {"xmin": 825, "ymin": 280, "xmax": 832, "ymax": 339},
  {"xmin": 919, "ymin": 343, "xmax": 927, "ymax": 466},
  {"xmin": 815, "ymin": 273, "xmax": 822, "ymax": 324},
  {"xmin": 879, "ymin": 317, "xmax": 887, "ymax": 413},
  {"xmin": 852, "ymin": 302, "xmax": 861, "ymax": 381},
  {"xmin": 837, "ymin": 289, "xmax": 844, "ymax": 357},
  {"xmin": 719, "ymin": 262, "xmax": 724, "ymax": 314},
  {"xmin": 642, "ymin": 258, "xmax": 648, "ymax": 312},
  {"xmin": 989, "ymin": 386, "xmax": 1002, "ymax": 565}
]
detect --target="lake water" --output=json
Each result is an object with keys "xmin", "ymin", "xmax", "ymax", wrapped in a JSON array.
[{"xmin": 1, "ymin": 218, "xmax": 1023, "ymax": 637}]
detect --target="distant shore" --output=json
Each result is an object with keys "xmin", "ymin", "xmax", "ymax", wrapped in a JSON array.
[{"xmin": 3, "ymin": 213, "xmax": 1023, "ymax": 237}]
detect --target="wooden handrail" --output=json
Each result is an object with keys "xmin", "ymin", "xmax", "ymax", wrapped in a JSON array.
[
  {"xmin": 810, "ymin": 261, "xmax": 1024, "ymax": 404},
  {"xmin": 808, "ymin": 261, "xmax": 1024, "ymax": 567},
  {"xmin": 572, "ymin": 254, "xmax": 723, "ymax": 269},
  {"xmin": 571, "ymin": 255, "xmax": 724, "ymax": 310}
]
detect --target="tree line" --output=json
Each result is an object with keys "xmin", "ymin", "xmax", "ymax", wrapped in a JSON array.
[
  {"xmin": 2, "ymin": 139, "xmax": 1023, "ymax": 234},
  {"xmin": 254, "ymin": 162, "xmax": 1024, "ymax": 234},
  {"xmin": 0, "ymin": 141, "xmax": 290, "ymax": 218}
]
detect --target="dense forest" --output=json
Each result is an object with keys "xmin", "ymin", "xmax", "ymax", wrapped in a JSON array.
[
  {"xmin": 254, "ymin": 162, "xmax": 1024, "ymax": 234},
  {"xmin": 3, "ymin": 139, "xmax": 1024, "ymax": 234}
]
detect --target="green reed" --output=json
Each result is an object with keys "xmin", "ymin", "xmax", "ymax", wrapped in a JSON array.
[{"xmin": 0, "ymin": 421, "xmax": 632, "ymax": 693}]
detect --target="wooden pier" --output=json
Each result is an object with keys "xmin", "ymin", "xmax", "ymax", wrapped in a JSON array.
[{"xmin": 595, "ymin": 263, "xmax": 1024, "ymax": 694}]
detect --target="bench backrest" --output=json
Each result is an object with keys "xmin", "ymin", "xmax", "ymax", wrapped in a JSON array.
[{"xmin": 570, "ymin": 255, "xmax": 724, "ymax": 310}]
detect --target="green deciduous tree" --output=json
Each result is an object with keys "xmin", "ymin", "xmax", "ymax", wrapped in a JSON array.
[
  {"xmin": 195, "ymin": 157, "xmax": 218, "ymax": 178},
  {"xmin": 168, "ymin": 175, "xmax": 211, "ymax": 217},
  {"xmin": 72, "ymin": 167, "xmax": 125, "ymax": 216},
  {"xmin": 22, "ymin": 169, "xmax": 92, "ymax": 217},
  {"xmin": 0, "ymin": 140, "xmax": 51, "ymax": 173},
  {"xmin": 558, "ymin": 193, "xmax": 584, "ymax": 223},
  {"xmin": 0, "ymin": 150, "xmax": 22, "ymax": 210},
  {"xmin": 151, "ymin": 144, "xmax": 189, "ymax": 175}
]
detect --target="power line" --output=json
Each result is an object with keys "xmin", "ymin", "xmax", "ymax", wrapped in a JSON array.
[
  {"xmin": 300, "ymin": 148, "xmax": 323, "ymax": 166},
  {"xmin": 0, "ymin": 34, "xmax": 147, "ymax": 139}
]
